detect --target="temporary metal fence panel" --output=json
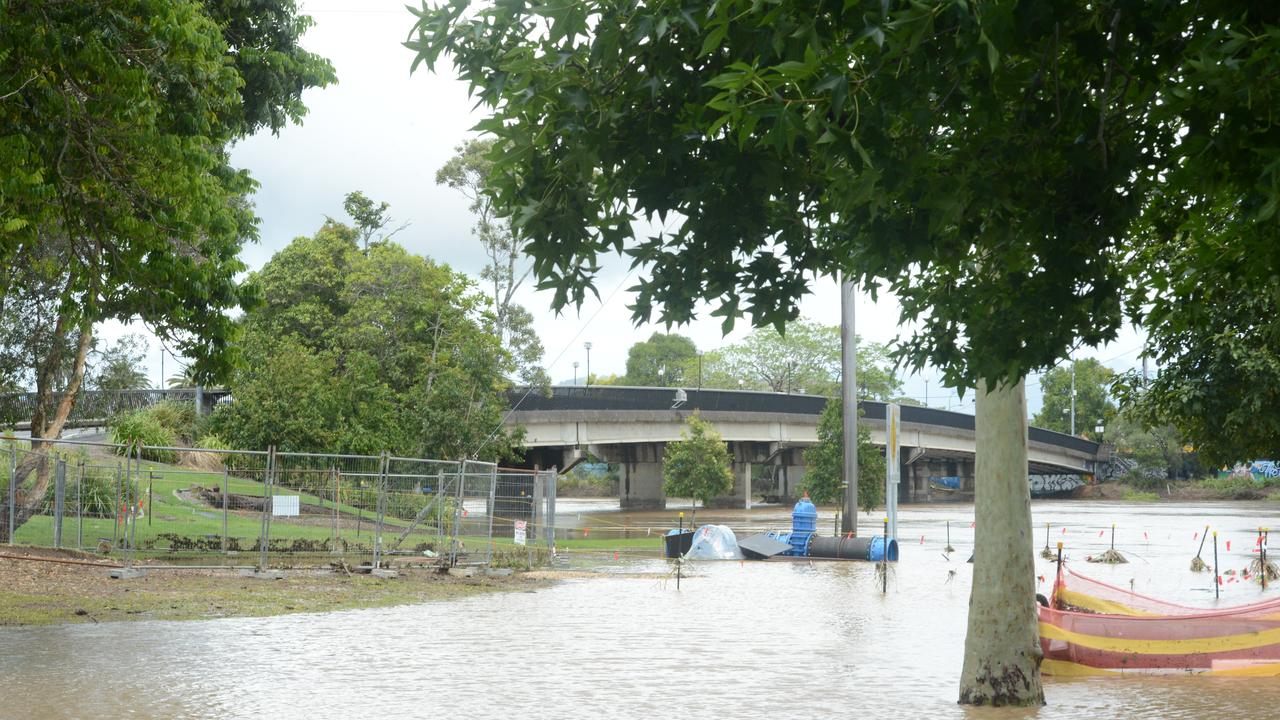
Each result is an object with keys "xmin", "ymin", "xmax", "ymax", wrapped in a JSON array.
[{"xmin": 1, "ymin": 436, "xmax": 552, "ymax": 568}]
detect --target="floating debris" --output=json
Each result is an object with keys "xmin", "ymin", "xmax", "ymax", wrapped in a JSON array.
[{"xmin": 1088, "ymin": 548, "xmax": 1128, "ymax": 564}]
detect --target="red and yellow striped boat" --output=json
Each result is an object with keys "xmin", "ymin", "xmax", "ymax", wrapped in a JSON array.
[{"xmin": 1039, "ymin": 566, "xmax": 1280, "ymax": 676}]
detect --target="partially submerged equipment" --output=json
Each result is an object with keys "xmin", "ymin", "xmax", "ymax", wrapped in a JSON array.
[
  {"xmin": 685, "ymin": 524, "xmax": 743, "ymax": 560},
  {"xmin": 769, "ymin": 495, "xmax": 898, "ymax": 562},
  {"xmin": 1040, "ymin": 565, "xmax": 1280, "ymax": 676},
  {"xmin": 737, "ymin": 533, "xmax": 792, "ymax": 560},
  {"xmin": 663, "ymin": 530, "xmax": 694, "ymax": 559},
  {"xmin": 808, "ymin": 535, "xmax": 897, "ymax": 562}
]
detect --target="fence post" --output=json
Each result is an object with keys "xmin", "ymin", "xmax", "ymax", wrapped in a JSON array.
[
  {"xmin": 532, "ymin": 470, "xmax": 544, "ymax": 547},
  {"xmin": 435, "ymin": 469, "xmax": 444, "ymax": 542},
  {"xmin": 259, "ymin": 446, "xmax": 275, "ymax": 571},
  {"xmin": 53, "ymin": 458, "xmax": 66, "ymax": 549},
  {"xmin": 330, "ymin": 466, "xmax": 339, "ymax": 550},
  {"xmin": 113, "ymin": 461, "xmax": 121, "ymax": 550},
  {"xmin": 76, "ymin": 460, "xmax": 84, "ymax": 550},
  {"xmin": 373, "ymin": 452, "xmax": 388, "ymax": 570},
  {"xmin": 221, "ymin": 467, "xmax": 229, "ymax": 555},
  {"xmin": 486, "ymin": 464, "xmax": 497, "ymax": 566},
  {"xmin": 6, "ymin": 442, "xmax": 15, "ymax": 545},
  {"xmin": 546, "ymin": 469, "xmax": 557, "ymax": 552},
  {"xmin": 449, "ymin": 461, "xmax": 465, "ymax": 567}
]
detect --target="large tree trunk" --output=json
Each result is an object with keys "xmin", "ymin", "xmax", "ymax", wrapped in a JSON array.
[
  {"xmin": 958, "ymin": 376, "xmax": 1044, "ymax": 706},
  {"xmin": 0, "ymin": 320, "xmax": 93, "ymax": 543}
]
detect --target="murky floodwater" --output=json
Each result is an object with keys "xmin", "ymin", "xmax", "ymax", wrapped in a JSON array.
[{"xmin": 5, "ymin": 500, "xmax": 1280, "ymax": 719}]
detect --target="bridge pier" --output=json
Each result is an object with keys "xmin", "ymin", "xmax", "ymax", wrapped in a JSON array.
[
  {"xmin": 775, "ymin": 463, "xmax": 805, "ymax": 503},
  {"xmin": 596, "ymin": 443, "xmax": 667, "ymax": 511}
]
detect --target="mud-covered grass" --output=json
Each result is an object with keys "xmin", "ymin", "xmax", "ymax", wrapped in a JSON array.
[{"xmin": 0, "ymin": 547, "xmax": 548, "ymax": 626}]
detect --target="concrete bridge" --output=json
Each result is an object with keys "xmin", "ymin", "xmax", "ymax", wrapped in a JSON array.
[{"xmin": 505, "ymin": 385, "xmax": 1104, "ymax": 509}]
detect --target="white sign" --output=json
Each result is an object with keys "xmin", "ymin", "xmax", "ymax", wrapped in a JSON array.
[
  {"xmin": 272, "ymin": 495, "xmax": 300, "ymax": 517},
  {"xmin": 514, "ymin": 520, "xmax": 527, "ymax": 546}
]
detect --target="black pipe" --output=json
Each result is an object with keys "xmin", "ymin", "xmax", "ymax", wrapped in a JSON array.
[{"xmin": 807, "ymin": 535, "xmax": 898, "ymax": 561}]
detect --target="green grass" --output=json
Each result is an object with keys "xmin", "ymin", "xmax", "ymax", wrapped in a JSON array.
[
  {"xmin": 4, "ymin": 446, "xmax": 673, "ymax": 557},
  {"xmin": 9, "ymin": 457, "xmax": 464, "ymax": 555},
  {"xmin": 1122, "ymin": 490, "xmax": 1160, "ymax": 501}
]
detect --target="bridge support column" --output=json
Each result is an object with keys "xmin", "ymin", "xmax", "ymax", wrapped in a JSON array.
[
  {"xmin": 603, "ymin": 443, "xmax": 666, "ymax": 511},
  {"xmin": 778, "ymin": 465, "xmax": 805, "ymax": 504}
]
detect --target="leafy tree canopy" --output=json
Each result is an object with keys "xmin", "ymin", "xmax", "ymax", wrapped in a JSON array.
[
  {"xmin": 624, "ymin": 332, "xmax": 697, "ymax": 386},
  {"xmin": 437, "ymin": 139, "xmax": 549, "ymax": 389},
  {"xmin": 211, "ymin": 220, "xmax": 521, "ymax": 460},
  {"xmin": 802, "ymin": 400, "xmax": 885, "ymax": 511},
  {"xmin": 410, "ymin": 0, "xmax": 1186, "ymax": 393},
  {"xmin": 0, "ymin": 0, "xmax": 334, "ymax": 439},
  {"xmin": 662, "ymin": 412, "xmax": 734, "ymax": 507},
  {"xmin": 1031, "ymin": 359, "xmax": 1116, "ymax": 438},
  {"xmin": 91, "ymin": 335, "xmax": 152, "ymax": 391},
  {"xmin": 689, "ymin": 322, "xmax": 899, "ymax": 399}
]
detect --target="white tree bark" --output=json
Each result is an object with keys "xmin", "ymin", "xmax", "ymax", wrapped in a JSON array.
[{"xmin": 958, "ymin": 376, "xmax": 1044, "ymax": 706}]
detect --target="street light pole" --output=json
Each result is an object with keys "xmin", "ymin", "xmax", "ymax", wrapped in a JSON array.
[
  {"xmin": 584, "ymin": 342, "xmax": 592, "ymax": 388},
  {"xmin": 573, "ymin": 361, "xmax": 579, "ymax": 385},
  {"xmin": 1070, "ymin": 361, "xmax": 1077, "ymax": 436}
]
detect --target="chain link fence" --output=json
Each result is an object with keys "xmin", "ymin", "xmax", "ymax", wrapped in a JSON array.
[{"xmin": 1, "ymin": 436, "xmax": 557, "ymax": 570}]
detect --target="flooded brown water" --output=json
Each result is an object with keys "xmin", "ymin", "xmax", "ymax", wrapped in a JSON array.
[{"xmin": 5, "ymin": 499, "xmax": 1280, "ymax": 719}]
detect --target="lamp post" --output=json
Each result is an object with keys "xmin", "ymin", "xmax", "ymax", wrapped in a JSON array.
[
  {"xmin": 572, "ymin": 361, "xmax": 579, "ymax": 385},
  {"xmin": 584, "ymin": 342, "xmax": 592, "ymax": 388},
  {"xmin": 1070, "ymin": 361, "xmax": 1077, "ymax": 435},
  {"xmin": 1095, "ymin": 422, "xmax": 1104, "ymax": 443}
]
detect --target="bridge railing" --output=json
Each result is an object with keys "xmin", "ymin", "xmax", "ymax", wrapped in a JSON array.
[{"xmin": 0, "ymin": 388, "xmax": 231, "ymax": 428}]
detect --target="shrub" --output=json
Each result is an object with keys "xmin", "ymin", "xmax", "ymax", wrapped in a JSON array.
[
  {"xmin": 41, "ymin": 471, "xmax": 125, "ymax": 518},
  {"xmin": 109, "ymin": 410, "xmax": 177, "ymax": 462},
  {"xmin": 146, "ymin": 400, "xmax": 198, "ymax": 443}
]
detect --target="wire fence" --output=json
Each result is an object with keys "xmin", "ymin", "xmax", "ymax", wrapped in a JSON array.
[{"xmin": 1, "ymin": 436, "xmax": 557, "ymax": 570}]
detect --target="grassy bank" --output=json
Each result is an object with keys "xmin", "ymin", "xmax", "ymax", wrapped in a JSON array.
[
  {"xmin": 1078, "ymin": 477, "xmax": 1280, "ymax": 502},
  {"xmin": 0, "ymin": 547, "xmax": 548, "ymax": 626}
]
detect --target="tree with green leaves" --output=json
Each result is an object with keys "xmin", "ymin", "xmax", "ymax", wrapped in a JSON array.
[
  {"xmin": 1031, "ymin": 359, "xmax": 1116, "ymax": 438},
  {"xmin": 1106, "ymin": 413, "xmax": 1200, "ymax": 486},
  {"xmin": 436, "ymin": 139, "xmax": 549, "ymax": 389},
  {"xmin": 623, "ymin": 332, "xmax": 697, "ymax": 386},
  {"xmin": 802, "ymin": 400, "xmax": 884, "ymax": 511},
  {"xmin": 662, "ymin": 412, "xmax": 734, "ymax": 508},
  {"xmin": 0, "ymin": 0, "xmax": 333, "ymax": 542},
  {"xmin": 341, "ymin": 191, "xmax": 406, "ymax": 252},
  {"xmin": 211, "ymin": 219, "xmax": 521, "ymax": 460},
  {"xmin": 91, "ymin": 335, "xmax": 151, "ymax": 391},
  {"xmin": 411, "ymin": 0, "xmax": 1259, "ymax": 705},
  {"xmin": 694, "ymin": 321, "xmax": 900, "ymax": 398},
  {"xmin": 1109, "ymin": 7, "xmax": 1280, "ymax": 471}
]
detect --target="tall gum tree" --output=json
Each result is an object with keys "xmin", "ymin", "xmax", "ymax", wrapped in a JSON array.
[
  {"xmin": 0, "ymin": 0, "xmax": 333, "ymax": 541},
  {"xmin": 411, "ymin": 1, "xmax": 1213, "ymax": 705}
]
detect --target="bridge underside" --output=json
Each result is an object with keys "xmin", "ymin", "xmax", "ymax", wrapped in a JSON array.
[{"xmin": 518, "ymin": 438, "xmax": 1092, "ymax": 511}]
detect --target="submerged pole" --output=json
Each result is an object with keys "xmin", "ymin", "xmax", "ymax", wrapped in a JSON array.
[
  {"xmin": 1262, "ymin": 527, "xmax": 1269, "ymax": 590},
  {"xmin": 881, "ymin": 517, "xmax": 888, "ymax": 594},
  {"xmin": 677, "ymin": 511, "xmax": 683, "ymax": 590},
  {"xmin": 1213, "ymin": 531, "xmax": 1220, "ymax": 600}
]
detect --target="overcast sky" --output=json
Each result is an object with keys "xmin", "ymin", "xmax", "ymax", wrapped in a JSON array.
[{"xmin": 104, "ymin": 0, "xmax": 1147, "ymax": 419}]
